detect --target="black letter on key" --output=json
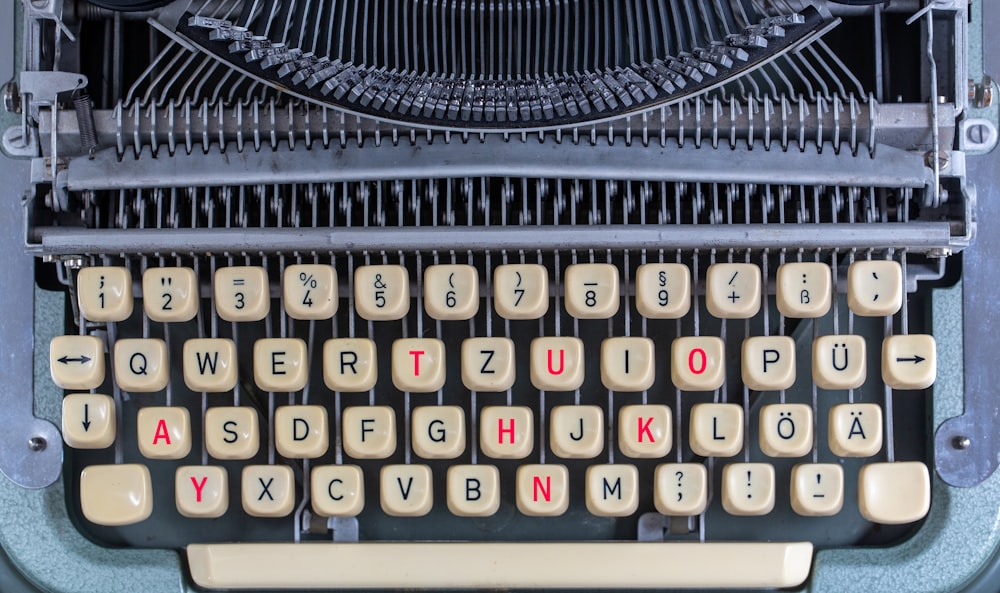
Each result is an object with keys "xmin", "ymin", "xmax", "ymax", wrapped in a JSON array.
[
  {"xmin": 271, "ymin": 351, "xmax": 287, "ymax": 375},
  {"xmin": 762, "ymin": 349, "xmax": 780, "ymax": 373},
  {"xmin": 293, "ymin": 418, "xmax": 310, "ymax": 441},
  {"xmin": 428, "ymin": 419, "xmax": 447, "ymax": 443},
  {"xmin": 361, "ymin": 418, "xmax": 374, "ymax": 442},
  {"xmin": 603, "ymin": 477, "xmax": 622, "ymax": 500},
  {"xmin": 340, "ymin": 351, "xmax": 358, "ymax": 374},
  {"xmin": 223, "ymin": 420, "xmax": 239, "ymax": 444},
  {"xmin": 465, "ymin": 478, "xmax": 481, "ymax": 501},
  {"xmin": 327, "ymin": 478, "xmax": 344, "ymax": 501},
  {"xmin": 258, "ymin": 477, "xmax": 274, "ymax": 501}
]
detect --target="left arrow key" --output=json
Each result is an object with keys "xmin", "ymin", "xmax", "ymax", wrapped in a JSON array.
[
  {"xmin": 50, "ymin": 335, "xmax": 105, "ymax": 389},
  {"xmin": 62, "ymin": 394, "xmax": 116, "ymax": 449}
]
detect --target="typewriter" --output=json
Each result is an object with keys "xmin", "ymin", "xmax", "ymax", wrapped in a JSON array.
[{"xmin": 1, "ymin": 0, "xmax": 999, "ymax": 591}]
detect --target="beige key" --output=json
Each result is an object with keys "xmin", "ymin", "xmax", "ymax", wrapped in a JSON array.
[
  {"xmin": 62, "ymin": 393, "xmax": 115, "ymax": 449},
  {"xmin": 530, "ymin": 336, "xmax": 584, "ymax": 391},
  {"xmin": 186, "ymin": 542, "xmax": 816, "ymax": 590},
  {"xmin": 493, "ymin": 264, "xmax": 549, "ymax": 320},
  {"xmin": 424, "ymin": 264, "xmax": 479, "ymax": 320},
  {"xmin": 215, "ymin": 266, "xmax": 270, "ymax": 322},
  {"xmin": 671, "ymin": 337, "xmax": 726, "ymax": 391},
  {"xmin": 412, "ymin": 405, "xmax": 465, "ymax": 459},
  {"xmin": 828, "ymin": 403, "xmax": 882, "ymax": 457},
  {"xmin": 689, "ymin": 403, "xmax": 743, "ymax": 457},
  {"xmin": 601, "ymin": 337, "xmax": 655, "ymax": 391},
  {"xmin": 311, "ymin": 465, "xmax": 365, "ymax": 517},
  {"xmin": 113, "ymin": 338, "xmax": 168, "ymax": 393},
  {"xmin": 283, "ymin": 264, "xmax": 337, "ymax": 320},
  {"xmin": 549, "ymin": 405, "xmax": 604, "ymax": 459},
  {"xmin": 381, "ymin": 464, "xmax": 433, "ymax": 517},
  {"xmin": 858, "ymin": 462, "xmax": 930, "ymax": 524},
  {"xmin": 183, "ymin": 338, "xmax": 238, "ymax": 392},
  {"xmin": 480, "ymin": 406, "xmax": 533, "ymax": 459},
  {"xmin": 790, "ymin": 464, "xmax": 844, "ymax": 517},
  {"xmin": 78, "ymin": 267, "xmax": 134, "ymax": 322},
  {"xmin": 274, "ymin": 405, "xmax": 329, "ymax": 459},
  {"xmin": 447, "ymin": 465, "xmax": 500, "ymax": 517},
  {"xmin": 79, "ymin": 464, "xmax": 152, "ymax": 526},
  {"xmin": 355, "ymin": 265, "xmax": 409, "ymax": 321},
  {"xmin": 564, "ymin": 264, "xmax": 619, "ymax": 319},
  {"xmin": 516, "ymin": 464, "xmax": 569, "ymax": 517},
  {"xmin": 323, "ymin": 338, "xmax": 377, "ymax": 392},
  {"xmin": 176, "ymin": 466, "xmax": 228, "ymax": 519},
  {"xmin": 705, "ymin": 263, "xmax": 761, "ymax": 319},
  {"xmin": 242, "ymin": 465, "xmax": 295, "ymax": 518},
  {"xmin": 654, "ymin": 463, "xmax": 709, "ymax": 516},
  {"xmin": 776, "ymin": 263, "xmax": 831, "ymax": 318},
  {"xmin": 759, "ymin": 404, "xmax": 813, "ymax": 458},
  {"xmin": 461, "ymin": 337, "xmax": 515, "ymax": 391},
  {"xmin": 722, "ymin": 463, "xmax": 775, "ymax": 516},
  {"xmin": 137, "ymin": 407, "xmax": 192, "ymax": 460},
  {"xmin": 143, "ymin": 267, "xmax": 199, "ymax": 322},
  {"xmin": 392, "ymin": 338, "xmax": 446, "ymax": 392},
  {"xmin": 882, "ymin": 334, "xmax": 936, "ymax": 390},
  {"xmin": 254, "ymin": 338, "xmax": 309, "ymax": 392},
  {"xmin": 205, "ymin": 407, "xmax": 259, "ymax": 460},
  {"xmin": 50, "ymin": 335, "xmax": 105, "ymax": 390},
  {"xmin": 812, "ymin": 335, "xmax": 866, "ymax": 390},
  {"xmin": 741, "ymin": 336, "xmax": 796, "ymax": 391},
  {"xmin": 847, "ymin": 260, "xmax": 903, "ymax": 317},
  {"xmin": 635, "ymin": 263, "xmax": 691, "ymax": 319},
  {"xmin": 342, "ymin": 406, "xmax": 396, "ymax": 459},
  {"xmin": 585, "ymin": 464, "xmax": 639, "ymax": 517},
  {"xmin": 618, "ymin": 405, "xmax": 672, "ymax": 458}
]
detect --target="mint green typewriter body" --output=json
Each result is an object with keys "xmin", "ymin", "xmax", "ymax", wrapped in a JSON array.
[{"xmin": 1, "ymin": 0, "xmax": 1000, "ymax": 591}]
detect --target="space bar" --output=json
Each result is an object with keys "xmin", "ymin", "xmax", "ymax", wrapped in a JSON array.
[{"xmin": 187, "ymin": 541, "xmax": 813, "ymax": 589}]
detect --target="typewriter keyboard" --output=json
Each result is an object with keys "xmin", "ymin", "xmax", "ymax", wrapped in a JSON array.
[{"xmin": 53, "ymin": 251, "xmax": 936, "ymax": 588}]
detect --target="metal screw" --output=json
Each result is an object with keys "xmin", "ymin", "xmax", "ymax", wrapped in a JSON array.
[
  {"xmin": 2, "ymin": 81, "xmax": 20, "ymax": 114},
  {"xmin": 27, "ymin": 436, "xmax": 47, "ymax": 452},
  {"xmin": 970, "ymin": 76, "xmax": 995, "ymax": 108},
  {"xmin": 952, "ymin": 435, "xmax": 971, "ymax": 450},
  {"xmin": 924, "ymin": 150, "xmax": 950, "ymax": 171}
]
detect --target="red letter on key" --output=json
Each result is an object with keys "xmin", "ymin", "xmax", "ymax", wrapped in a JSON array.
[
  {"xmin": 547, "ymin": 349, "xmax": 565, "ymax": 375},
  {"xmin": 688, "ymin": 348, "xmax": 707, "ymax": 375},
  {"xmin": 533, "ymin": 475, "xmax": 551, "ymax": 502},
  {"xmin": 152, "ymin": 419, "xmax": 172, "ymax": 445},
  {"xmin": 637, "ymin": 417, "xmax": 655, "ymax": 442},
  {"xmin": 190, "ymin": 475, "xmax": 208, "ymax": 503},
  {"xmin": 498, "ymin": 418, "xmax": 515, "ymax": 444},
  {"xmin": 409, "ymin": 350, "xmax": 425, "ymax": 376}
]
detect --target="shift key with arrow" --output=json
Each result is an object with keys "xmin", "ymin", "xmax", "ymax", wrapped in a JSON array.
[
  {"xmin": 62, "ymin": 394, "xmax": 116, "ymax": 449},
  {"xmin": 49, "ymin": 335, "xmax": 105, "ymax": 390},
  {"xmin": 882, "ymin": 335, "xmax": 937, "ymax": 390}
]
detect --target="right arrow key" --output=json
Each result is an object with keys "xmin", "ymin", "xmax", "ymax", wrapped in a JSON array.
[{"xmin": 881, "ymin": 334, "xmax": 937, "ymax": 390}]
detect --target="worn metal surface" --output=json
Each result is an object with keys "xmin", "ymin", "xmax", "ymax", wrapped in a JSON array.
[
  {"xmin": 56, "ymin": 141, "xmax": 933, "ymax": 191},
  {"xmin": 0, "ymin": 153, "xmax": 61, "ymax": 489},
  {"xmin": 32, "ymin": 222, "xmax": 954, "ymax": 256},
  {"xmin": 934, "ymin": 147, "xmax": 1000, "ymax": 488}
]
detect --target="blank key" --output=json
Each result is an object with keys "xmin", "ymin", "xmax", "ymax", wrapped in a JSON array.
[
  {"xmin": 858, "ymin": 462, "xmax": 930, "ymax": 524},
  {"xmin": 80, "ymin": 464, "xmax": 152, "ymax": 526}
]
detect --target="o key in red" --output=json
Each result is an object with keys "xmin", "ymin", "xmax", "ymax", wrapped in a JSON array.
[{"xmin": 671, "ymin": 337, "xmax": 726, "ymax": 391}]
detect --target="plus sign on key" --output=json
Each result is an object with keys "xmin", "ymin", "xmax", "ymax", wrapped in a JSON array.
[{"xmin": 706, "ymin": 263, "xmax": 762, "ymax": 319}]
